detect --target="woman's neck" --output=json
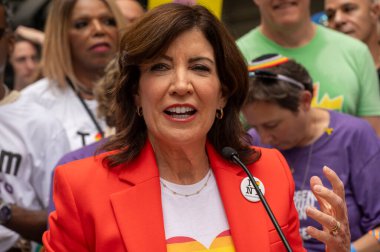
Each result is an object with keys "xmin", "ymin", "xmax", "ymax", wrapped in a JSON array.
[
  {"xmin": 151, "ymin": 138, "xmax": 210, "ymax": 185},
  {"xmin": 299, "ymin": 108, "xmax": 330, "ymax": 147},
  {"xmin": 72, "ymin": 68, "xmax": 103, "ymax": 99}
]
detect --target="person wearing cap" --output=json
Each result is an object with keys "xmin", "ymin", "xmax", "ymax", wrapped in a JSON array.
[
  {"xmin": 237, "ymin": 0, "xmax": 380, "ymax": 137},
  {"xmin": 242, "ymin": 54, "xmax": 380, "ymax": 252}
]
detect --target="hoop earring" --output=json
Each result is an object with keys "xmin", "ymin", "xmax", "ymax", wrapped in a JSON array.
[
  {"xmin": 216, "ymin": 108, "xmax": 224, "ymax": 120},
  {"xmin": 136, "ymin": 107, "xmax": 143, "ymax": 117}
]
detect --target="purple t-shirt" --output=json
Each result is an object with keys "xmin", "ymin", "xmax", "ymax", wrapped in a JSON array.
[
  {"xmin": 248, "ymin": 110, "xmax": 380, "ymax": 252},
  {"xmin": 48, "ymin": 138, "xmax": 108, "ymax": 214}
]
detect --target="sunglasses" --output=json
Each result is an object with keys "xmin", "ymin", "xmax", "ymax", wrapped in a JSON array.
[{"xmin": 248, "ymin": 70, "xmax": 305, "ymax": 90}]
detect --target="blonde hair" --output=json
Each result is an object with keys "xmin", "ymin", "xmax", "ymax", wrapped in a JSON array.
[
  {"xmin": 94, "ymin": 57, "xmax": 119, "ymax": 127},
  {"xmin": 42, "ymin": 0, "xmax": 126, "ymax": 87}
]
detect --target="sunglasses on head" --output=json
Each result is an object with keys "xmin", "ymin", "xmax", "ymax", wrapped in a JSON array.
[{"xmin": 248, "ymin": 70, "xmax": 305, "ymax": 90}]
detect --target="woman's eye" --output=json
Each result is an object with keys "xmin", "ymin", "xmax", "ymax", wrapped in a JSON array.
[
  {"xmin": 264, "ymin": 123, "xmax": 278, "ymax": 130},
  {"xmin": 74, "ymin": 20, "xmax": 88, "ymax": 29},
  {"xmin": 103, "ymin": 17, "xmax": 116, "ymax": 27},
  {"xmin": 191, "ymin": 64, "xmax": 211, "ymax": 72},
  {"xmin": 150, "ymin": 63, "xmax": 169, "ymax": 72}
]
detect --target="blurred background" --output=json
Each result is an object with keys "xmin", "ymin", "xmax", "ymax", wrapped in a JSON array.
[{"xmin": 8, "ymin": 0, "xmax": 324, "ymax": 39}]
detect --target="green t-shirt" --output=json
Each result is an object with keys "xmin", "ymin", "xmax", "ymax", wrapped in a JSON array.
[{"xmin": 237, "ymin": 25, "xmax": 380, "ymax": 116}]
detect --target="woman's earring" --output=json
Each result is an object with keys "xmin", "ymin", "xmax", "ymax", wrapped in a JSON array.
[
  {"xmin": 216, "ymin": 108, "xmax": 224, "ymax": 119},
  {"xmin": 136, "ymin": 107, "xmax": 143, "ymax": 117}
]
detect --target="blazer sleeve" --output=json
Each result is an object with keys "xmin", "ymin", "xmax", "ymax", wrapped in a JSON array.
[
  {"xmin": 43, "ymin": 165, "xmax": 89, "ymax": 251},
  {"xmin": 274, "ymin": 149, "xmax": 306, "ymax": 252}
]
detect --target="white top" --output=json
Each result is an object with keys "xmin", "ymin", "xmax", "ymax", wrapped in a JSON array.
[
  {"xmin": 160, "ymin": 170, "xmax": 235, "ymax": 251},
  {"xmin": 0, "ymin": 92, "xmax": 70, "ymax": 250},
  {"xmin": 22, "ymin": 78, "xmax": 106, "ymax": 150}
]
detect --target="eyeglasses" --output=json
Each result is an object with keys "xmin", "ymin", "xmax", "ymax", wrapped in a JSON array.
[{"xmin": 248, "ymin": 70, "xmax": 305, "ymax": 90}]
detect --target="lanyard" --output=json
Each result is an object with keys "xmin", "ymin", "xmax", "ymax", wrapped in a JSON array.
[{"xmin": 66, "ymin": 77, "xmax": 104, "ymax": 139}]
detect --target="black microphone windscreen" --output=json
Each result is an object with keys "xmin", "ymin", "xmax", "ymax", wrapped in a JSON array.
[{"xmin": 222, "ymin": 146, "xmax": 238, "ymax": 160}]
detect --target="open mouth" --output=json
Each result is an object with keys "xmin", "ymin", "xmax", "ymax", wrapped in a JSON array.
[
  {"xmin": 164, "ymin": 106, "xmax": 197, "ymax": 119},
  {"xmin": 273, "ymin": 1, "xmax": 297, "ymax": 10}
]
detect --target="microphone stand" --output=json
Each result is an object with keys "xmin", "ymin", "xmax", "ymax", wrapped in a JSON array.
[{"xmin": 230, "ymin": 152, "xmax": 293, "ymax": 252}]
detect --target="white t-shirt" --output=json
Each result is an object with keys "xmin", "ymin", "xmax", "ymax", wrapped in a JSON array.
[
  {"xmin": 0, "ymin": 92, "xmax": 70, "ymax": 250},
  {"xmin": 160, "ymin": 170, "xmax": 236, "ymax": 251},
  {"xmin": 22, "ymin": 78, "xmax": 106, "ymax": 150}
]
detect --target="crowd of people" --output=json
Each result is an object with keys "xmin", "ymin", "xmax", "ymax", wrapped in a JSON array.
[{"xmin": 0, "ymin": 0, "xmax": 379, "ymax": 251}]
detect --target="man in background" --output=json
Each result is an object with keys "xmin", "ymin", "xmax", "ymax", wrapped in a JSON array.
[
  {"xmin": 325, "ymin": 0, "xmax": 380, "ymax": 78},
  {"xmin": 237, "ymin": 0, "xmax": 380, "ymax": 136},
  {"xmin": 9, "ymin": 36, "xmax": 41, "ymax": 90}
]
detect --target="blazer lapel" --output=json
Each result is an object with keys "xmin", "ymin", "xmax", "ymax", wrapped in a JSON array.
[
  {"xmin": 207, "ymin": 144, "xmax": 271, "ymax": 252},
  {"xmin": 110, "ymin": 142, "xmax": 167, "ymax": 252}
]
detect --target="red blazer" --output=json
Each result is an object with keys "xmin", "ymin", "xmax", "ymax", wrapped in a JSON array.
[{"xmin": 43, "ymin": 141, "xmax": 305, "ymax": 252}]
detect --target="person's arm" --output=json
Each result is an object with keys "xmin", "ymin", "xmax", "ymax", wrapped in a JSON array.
[
  {"xmin": 348, "ymin": 124, "xmax": 380, "ymax": 252},
  {"xmin": 2, "ymin": 205, "xmax": 47, "ymax": 243},
  {"xmin": 356, "ymin": 44, "xmax": 380, "ymax": 133},
  {"xmin": 361, "ymin": 116, "xmax": 380, "ymax": 137},
  {"xmin": 351, "ymin": 227, "xmax": 380, "ymax": 252},
  {"xmin": 14, "ymin": 26, "xmax": 44, "ymax": 45}
]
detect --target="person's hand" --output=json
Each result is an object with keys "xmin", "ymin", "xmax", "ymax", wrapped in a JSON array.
[
  {"xmin": 305, "ymin": 166, "xmax": 351, "ymax": 252},
  {"xmin": 15, "ymin": 26, "xmax": 45, "ymax": 45}
]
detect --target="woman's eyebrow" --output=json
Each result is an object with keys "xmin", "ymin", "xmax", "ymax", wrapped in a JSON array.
[{"xmin": 189, "ymin": 56, "xmax": 214, "ymax": 64}]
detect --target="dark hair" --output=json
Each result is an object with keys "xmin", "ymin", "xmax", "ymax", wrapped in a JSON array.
[
  {"xmin": 0, "ymin": 0, "xmax": 12, "ymax": 29},
  {"xmin": 246, "ymin": 54, "xmax": 313, "ymax": 112},
  {"xmin": 104, "ymin": 3, "xmax": 260, "ymax": 167}
]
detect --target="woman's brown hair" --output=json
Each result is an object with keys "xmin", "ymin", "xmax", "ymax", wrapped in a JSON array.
[{"xmin": 104, "ymin": 3, "xmax": 260, "ymax": 167}]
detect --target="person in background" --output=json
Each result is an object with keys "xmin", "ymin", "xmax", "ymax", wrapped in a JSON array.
[
  {"xmin": 324, "ymin": 0, "xmax": 380, "ymax": 80},
  {"xmin": 44, "ymin": 3, "xmax": 350, "ymax": 251},
  {"xmin": 47, "ymin": 0, "xmax": 146, "ymax": 215},
  {"xmin": 116, "ymin": 0, "xmax": 145, "ymax": 23},
  {"xmin": 14, "ymin": 0, "xmax": 145, "ymax": 48},
  {"xmin": 242, "ymin": 54, "xmax": 380, "ymax": 252},
  {"xmin": 237, "ymin": 0, "xmax": 380, "ymax": 137},
  {"xmin": 22, "ymin": 0, "xmax": 126, "ymax": 151},
  {"xmin": 8, "ymin": 36, "xmax": 41, "ymax": 90},
  {"xmin": 0, "ymin": 0, "xmax": 70, "ymax": 250}
]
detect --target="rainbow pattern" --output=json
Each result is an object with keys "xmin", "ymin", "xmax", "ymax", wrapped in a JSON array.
[{"xmin": 167, "ymin": 230, "xmax": 235, "ymax": 252}]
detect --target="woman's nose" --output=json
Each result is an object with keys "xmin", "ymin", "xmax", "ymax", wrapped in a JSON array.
[
  {"xmin": 169, "ymin": 69, "xmax": 193, "ymax": 96},
  {"xmin": 92, "ymin": 20, "xmax": 106, "ymax": 36}
]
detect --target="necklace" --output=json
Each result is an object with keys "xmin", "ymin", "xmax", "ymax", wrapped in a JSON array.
[
  {"xmin": 290, "ymin": 143, "xmax": 314, "ymax": 191},
  {"xmin": 160, "ymin": 169, "xmax": 212, "ymax": 197}
]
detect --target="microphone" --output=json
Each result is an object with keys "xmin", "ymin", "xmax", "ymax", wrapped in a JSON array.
[{"xmin": 222, "ymin": 147, "xmax": 293, "ymax": 252}]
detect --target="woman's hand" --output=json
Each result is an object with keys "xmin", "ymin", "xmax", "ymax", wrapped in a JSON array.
[{"xmin": 305, "ymin": 166, "xmax": 351, "ymax": 252}]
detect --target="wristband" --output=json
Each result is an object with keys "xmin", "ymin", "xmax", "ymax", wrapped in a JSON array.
[
  {"xmin": 350, "ymin": 244, "xmax": 357, "ymax": 252},
  {"xmin": 368, "ymin": 229, "xmax": 380, "ymax": 243}
]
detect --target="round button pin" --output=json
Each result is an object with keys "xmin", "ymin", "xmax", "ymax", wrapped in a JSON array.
[{"xmin": 240, "ymin": 177, "xmax": 265, "ymax": 202}]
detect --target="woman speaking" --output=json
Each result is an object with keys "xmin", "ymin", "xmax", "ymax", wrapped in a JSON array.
[{"xmin": 44, "ymin": 3, "xmax": 349, "ymax": 252}]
